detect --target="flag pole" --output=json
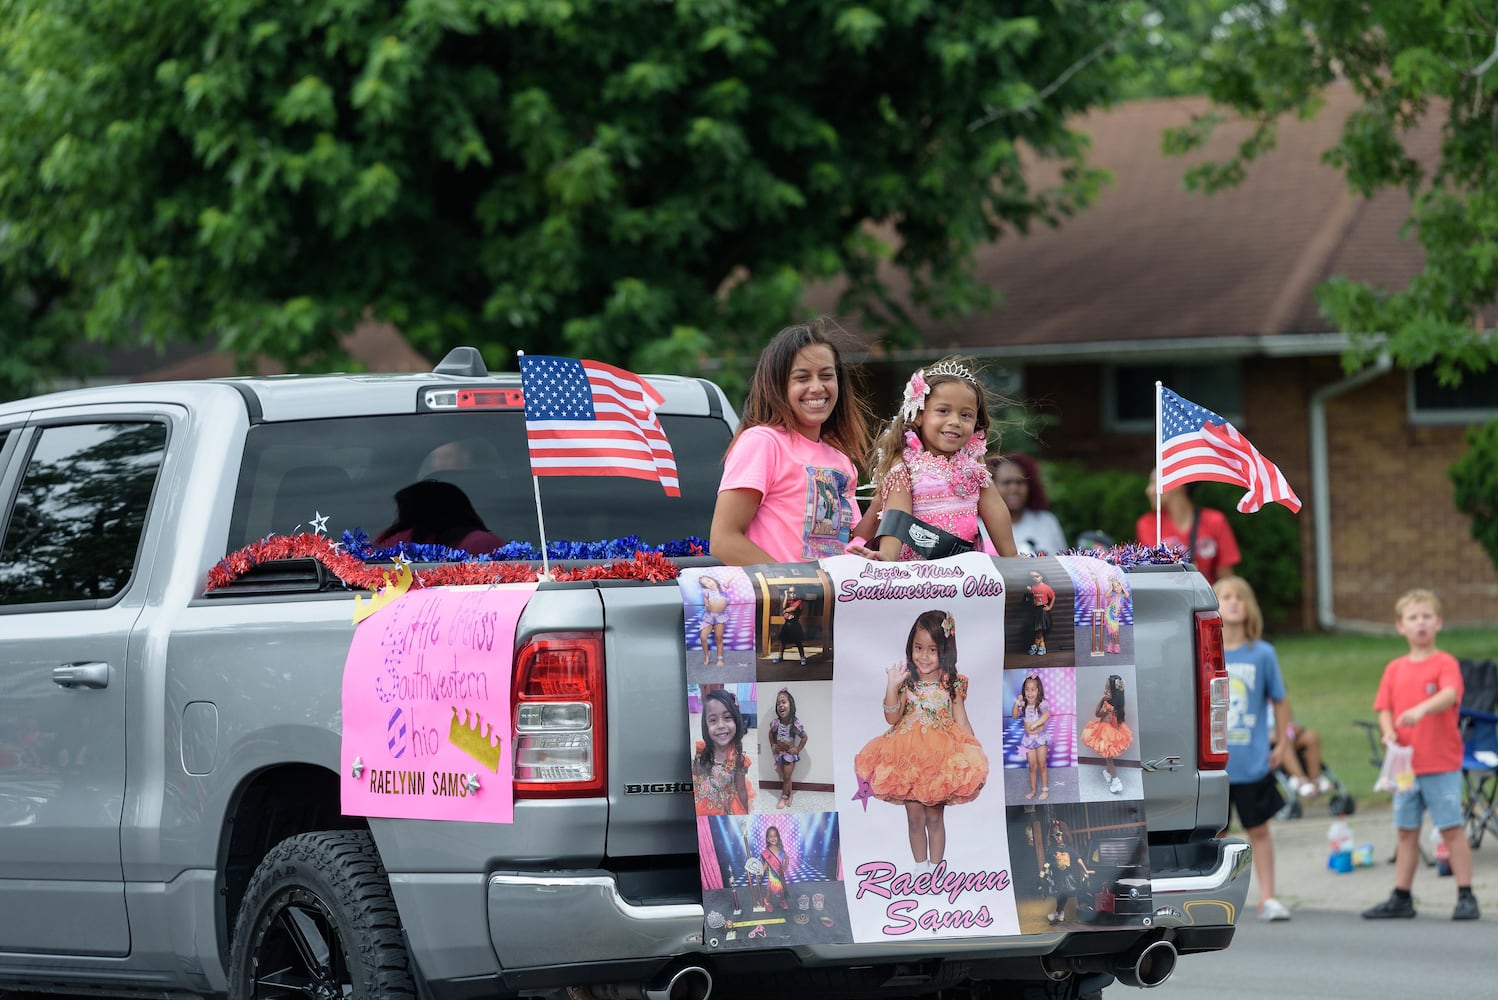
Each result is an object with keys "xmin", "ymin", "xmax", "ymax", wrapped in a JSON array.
[
  {"xmin": 532, "ymin": 475, "xmax": 551, "ymax": 578},
  {"xmin": 1154, "ymin": 380, "xmax": 1163, "ymax": 548},
  {"xmin": 517, "ymin": 350, "xmax": 552, "ymax": 578}
]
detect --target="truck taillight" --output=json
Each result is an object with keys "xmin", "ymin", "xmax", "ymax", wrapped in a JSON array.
[
  {"xmin": 1196, "ymin": 610, "xmax": 1229, "ymax": 769},
  {"xmin": 512, "ymin": 632, "xmax": 606, "ymax": 798}
]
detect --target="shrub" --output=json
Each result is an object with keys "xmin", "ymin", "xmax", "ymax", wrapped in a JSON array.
[{"xmin": 1451, "ymin": 419, "xmax": 1498, "ymax": 572}]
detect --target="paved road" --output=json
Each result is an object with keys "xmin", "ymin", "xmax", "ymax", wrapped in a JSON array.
[
  {"xmin": 1157, "ymin": 906, "xmax": 1493, "ymax": 998},
  {"xmin": 1150, "ymin": 800, "xmax": 1496, "ymax": 998}
]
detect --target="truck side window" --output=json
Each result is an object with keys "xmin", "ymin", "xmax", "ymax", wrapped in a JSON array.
[{"xmin": 0, "ymin": 422, "xmax": 167, "ymax": 606}]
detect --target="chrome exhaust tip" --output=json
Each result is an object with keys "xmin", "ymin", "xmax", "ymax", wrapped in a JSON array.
[
  {"xmin": 1113, "ymin": 938, "xmax": 1178, "ymax": 989},
  {"xmin": 643, "ymin": 965, "xmax": 712, "ymax": 1000}
]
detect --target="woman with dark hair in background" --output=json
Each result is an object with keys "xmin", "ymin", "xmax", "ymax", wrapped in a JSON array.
[
  {"xmin": 375, "ymin": 480, "xmax": 506, "ymax": 554},
  {"xmin": 989, "ymin": 453, "xmax": 1067, "ymax": 556}
]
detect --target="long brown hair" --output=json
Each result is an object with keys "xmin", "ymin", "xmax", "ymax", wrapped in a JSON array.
[
  {"xmin": 869, "ymin": 355, "xmax": 1002, "ymax": 489},
  {"xmin": 729, "ymin": 317, "xmax": 872, "ymax": 473},
  {"xmin": 903, "ymin": 609, "xmax": 960, "ymax": 698}
]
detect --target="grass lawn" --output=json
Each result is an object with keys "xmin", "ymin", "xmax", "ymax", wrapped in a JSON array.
[{"xmin": 1273, "ymin": 625, "xmax": 1498, "ymax": 814}]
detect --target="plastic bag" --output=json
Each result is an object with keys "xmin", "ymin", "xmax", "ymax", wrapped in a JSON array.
[{"xmin": 1374, "ymin": 741, "xmax": 1415, "ymax": 793}]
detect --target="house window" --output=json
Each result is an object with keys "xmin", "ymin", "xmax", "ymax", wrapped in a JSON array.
[
  {"xmin": 1105, "ymin": 363, "xmax": 1243, "ymax": 433},
  {"xmin": 1408, "ymin": 366, "xmax": 1498, "ymax": 425}
]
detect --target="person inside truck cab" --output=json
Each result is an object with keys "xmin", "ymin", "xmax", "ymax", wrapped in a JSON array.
[
  {"xmin": 418, "ymin": 437, "xmax": 499, "ymax": 479},
  {"xmin": 374, "ymin": 479, "xmax": 506, "ymax": 554}
]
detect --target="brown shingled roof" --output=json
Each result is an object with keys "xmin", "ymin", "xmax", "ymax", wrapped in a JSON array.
[{"xmin": 819, "ymin": 84, "xmax": 1440, "ymax": 357}]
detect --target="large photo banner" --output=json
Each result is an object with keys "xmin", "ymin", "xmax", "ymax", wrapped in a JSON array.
[{"xmin": 679, "ymin": 554, "xmax": 1152, "ymax": 948}]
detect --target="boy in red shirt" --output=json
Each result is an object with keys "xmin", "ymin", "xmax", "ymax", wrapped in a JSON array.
[{"xmin": 1361, "ymin": 589, "xmax": 1479, "ymax": 920}]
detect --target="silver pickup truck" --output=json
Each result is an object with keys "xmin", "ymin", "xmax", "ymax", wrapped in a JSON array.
[{"xmin": 0, "ymin": 351, "xmax": 1249, "ymax": 1000}]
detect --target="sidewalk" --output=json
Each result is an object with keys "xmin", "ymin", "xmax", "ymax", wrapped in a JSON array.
[{"xmin": 1246, "ymin": 799, "xmax": 1498, "ymax": 917}]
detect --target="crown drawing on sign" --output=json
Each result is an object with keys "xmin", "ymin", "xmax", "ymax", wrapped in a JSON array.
[
  {"xmin": 353, "ymin": 560, "xmax": 413, "ymax": 624},
  {"xmin": 449, "ymin": 707, "xmax": 503, "ymax": 773}
]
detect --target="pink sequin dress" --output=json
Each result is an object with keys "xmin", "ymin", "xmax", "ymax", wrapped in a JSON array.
[{"xmin": 877, "ymin": 433, "xmax": 991, "ymax": 561}]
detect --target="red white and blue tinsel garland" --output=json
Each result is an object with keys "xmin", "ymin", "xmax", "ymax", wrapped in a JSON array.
[
  {"xmin": 206, "ymin": 531, "xmax": 698, "ymax": 592},
  {"xmin": 205, "ymin": 528, "xmax": 1187, "ymax": 594},
  {"xmin": 339, "ymin": 528, "xmax": 708, "ymax": 565}
]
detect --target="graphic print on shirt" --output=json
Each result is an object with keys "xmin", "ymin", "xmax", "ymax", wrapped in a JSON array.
[
  {"xmin": 802, "ymin": 466, "xmax": 854, "ymax": 558},
  {"xmin": 1225, "ymin": 663, "xmax": 1257, "ymax": 747}
]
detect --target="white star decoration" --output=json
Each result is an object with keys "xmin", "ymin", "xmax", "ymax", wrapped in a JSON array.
[{"xmin": 310, "ymin": 511, "xmax": 330, "ymax": 534}]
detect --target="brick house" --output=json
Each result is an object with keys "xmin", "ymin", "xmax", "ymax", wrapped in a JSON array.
[{"xmin": 826, "ymin": 85, "xmax": 1498, "ymax": 629}]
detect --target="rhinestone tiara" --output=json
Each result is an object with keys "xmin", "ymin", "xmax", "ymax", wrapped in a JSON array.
[{"xmin": 925, "ymin": 359, "xmax": 977, "ymax": 383}]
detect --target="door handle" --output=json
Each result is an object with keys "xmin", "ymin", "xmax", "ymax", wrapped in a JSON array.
[{"xmin": 52, "ymin": 662, "xmax": 110, "ymax": 689}]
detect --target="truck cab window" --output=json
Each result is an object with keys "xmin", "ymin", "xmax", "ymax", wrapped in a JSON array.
[{"xmin": 0, "ymin": 422, "xmax": 167, "ymax": 606}]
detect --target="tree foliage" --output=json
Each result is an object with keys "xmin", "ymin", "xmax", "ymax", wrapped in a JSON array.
[
  {"xmin": 1451, "ymin": 420, "xmax": 1498, "ymax": 571},
  {"xmin": 1162, "ymin": 0, "xmax": 1498, "ymax": 385},
  {"xmin": 0, "ymin": 0, "xmax": 1149, "ymax": 401}
]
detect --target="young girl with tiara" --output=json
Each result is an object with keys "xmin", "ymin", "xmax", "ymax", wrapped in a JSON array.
[
  {"xmin": 854, "ymin": 609, "xmax": 988, "ymax": 871},
  {"xmin": 768, "ymin": 687, "xmax": 808, "ymax": 809},
  {"xmin": 1082, "ymin": 674, "xmax": 1132, "ymax": 795},
  {"xmin": 855, "ymin": 356, "xmax": 1017, "ymax": 561},
  {"xmin": 692, "ymin": 689, "xmax": 754, "ymax": 815},
  {"xmin": 711, "ymin": 318, "xmax": 873, "ymax": 565},
  {"xmin": 1011, "ymin": 674, "xmax": 1052, "ymax": 800}
]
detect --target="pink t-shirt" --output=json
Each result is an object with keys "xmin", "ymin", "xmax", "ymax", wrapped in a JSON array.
[{"xmin": 719, "ymin": 425, "xmax": 861, "ymax": 562}]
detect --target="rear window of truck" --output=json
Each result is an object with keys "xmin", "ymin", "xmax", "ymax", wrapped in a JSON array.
[{"xmin": 226, "ymin": 412, "xmax": 731, "ymax": 553}]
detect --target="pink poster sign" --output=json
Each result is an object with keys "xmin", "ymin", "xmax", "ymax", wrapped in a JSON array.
[{"xmin": 341, "ymin": 583, "xmax": 538, "ymax": 823}]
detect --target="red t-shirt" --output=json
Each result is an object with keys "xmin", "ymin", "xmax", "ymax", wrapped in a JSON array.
[
  {"xmin": 1134, "ymin": 507, "xmax": 1240, "ymax": 584},
  {"xmin": 1373, "ymin": 651, "xmax": 1464, "ymax": 774}
]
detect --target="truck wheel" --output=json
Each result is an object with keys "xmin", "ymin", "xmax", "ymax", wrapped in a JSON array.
[{"xmin": 229, "ymin": 830, "xmax": 416, "ymax": 1000}]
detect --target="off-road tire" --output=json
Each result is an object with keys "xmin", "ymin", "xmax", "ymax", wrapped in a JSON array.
[{"xmin": 229, "ymin": 830, "xmax": 416, "ymax": 1000}]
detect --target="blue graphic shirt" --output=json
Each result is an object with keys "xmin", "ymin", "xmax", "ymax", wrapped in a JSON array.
[{"xmin": 1223, "ymin": 639, "xmax": 1286, "ymax": 784}]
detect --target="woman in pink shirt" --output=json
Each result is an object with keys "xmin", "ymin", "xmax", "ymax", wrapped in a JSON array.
[{"xmin": 710, "ymin": 320, "xmax": 873, "ymax": 564}]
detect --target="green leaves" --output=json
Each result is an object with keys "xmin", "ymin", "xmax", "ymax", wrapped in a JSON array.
[
  {"xmin": 277, "ymin": 76, "xmax": 337, "ymax": 128},
  {"xmin": 833, "ymin": 7, "xmax": 885, "ymax": 53},
  {"xmin": 1452, "ymin": 420, "xmax": 1498, "ymax": 572},
  {"xmin": 0, "ymin": 0, "xmax": 1137, "ymax": 401}
]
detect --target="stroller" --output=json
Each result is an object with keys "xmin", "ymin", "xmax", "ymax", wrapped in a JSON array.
[{"xmin": 1272, "ymin": 713, "xmax": 1357, "ymax": 820}]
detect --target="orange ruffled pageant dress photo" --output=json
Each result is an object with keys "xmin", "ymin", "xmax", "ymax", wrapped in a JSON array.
[
  {"xmin": 693, "ymin": 743, "xmax": 754, "ymax": 815},
  {"xmin": 854, "ymin": 675, "xmax": 988, "ymax": 806},
  {"xmin": 1081, "ymin": 704, "xmax": 1133, "ymax": 758}
]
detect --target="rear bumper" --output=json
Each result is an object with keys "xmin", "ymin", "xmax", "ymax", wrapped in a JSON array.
[
  {"xmin": 488, "ymin": 871, "xmax": 704, "ymax": 966},
  {"xmin": 480, "ymin": 836, "xmax": 1252, "ymax": 975},
  {"xmin": 1147, "ymin": 837, "xmax": 1253, "ymax": 941}
]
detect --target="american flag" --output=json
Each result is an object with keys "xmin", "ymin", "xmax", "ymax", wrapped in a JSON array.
[
  {"xmin": 519, "ymin": 355, "xmax": 680, "ymax": 496},
  {"xmin": 1159, "ymin": 385, "xmax": 1301, "ymax": 513}
]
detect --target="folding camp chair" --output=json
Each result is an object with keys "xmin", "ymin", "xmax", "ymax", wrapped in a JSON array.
[{"xmin": 1459, "ymin": 658, "xmax": 1498, "ymax": 848}]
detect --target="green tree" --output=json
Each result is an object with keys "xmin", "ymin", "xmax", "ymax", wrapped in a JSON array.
[
  {"xmin": 1451, "ymin": 420, "xmax": 1498, "ymax": 570},
  {"xmin": 1164, "ymin": 4, "xmax": 1498, "ymax": 580},
  {"xmin": 0, "ymin": 0, "xmax": 1151, "ymax": 402},
  {"xmin": 1160, "ymin": 1, "xmax": 1498, "ymax": 384}
]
